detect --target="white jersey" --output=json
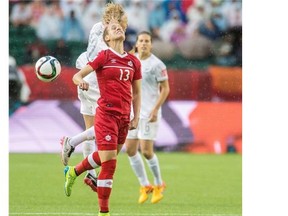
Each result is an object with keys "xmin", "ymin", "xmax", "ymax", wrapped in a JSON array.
[
  {"xmin": 75, "ymin": 22, "xmax": 108, "ymax": 115},
  {"xmin": 86, "ymin": 22, "xmax": 108, "ymax": 62},
  {"xmin": 136, "ymin": 53, "xmax": 168, "ymax": 119},
  {"xmin": 76, "ymin": 22, "xmax": 108, "ymax": 85}
]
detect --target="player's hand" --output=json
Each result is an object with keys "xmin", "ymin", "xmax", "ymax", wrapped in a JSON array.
[
  {"xmin": 79, "ymin": 82, "xmax": 89, "ymax": 91},
  {"xmin": 129, "ymin": 117, "xmax": 139, "ymax": 130},
  {"xmin": 148, "ymin": 110, "xmax": 158, "ymax": 122}
]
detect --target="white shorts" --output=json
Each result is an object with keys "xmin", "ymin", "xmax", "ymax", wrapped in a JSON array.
[
  {"xmin": 126, "ymin": 119, "xmax": 159, "ymax": 141},
  {"xmin": 78, "ymin": 85, "xmax": 100, "ymax": 116}
]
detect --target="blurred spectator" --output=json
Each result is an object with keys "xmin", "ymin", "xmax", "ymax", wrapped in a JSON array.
[
  {"xmin": 59, "ymin": 0, "xmax": 84, "ymax": 19},
  {"xmin": 163, "ymin": 0, "xmax": 187, "ymax": 23},
  {"xmin": 9, "ymin": 56, "xmax": 31, "ymax": 115},
  {"xmin": 199, "ymin": 0, "xmax": 228, "ymax": 38},
  {"xmin": 126, "ymin": 0, "xmax": 149, "ymax": 33},
  {"xmin": 47, "ymin": 0, "xmax": 64, "ymax": 19},
  {"xmin": 10, "ymin": 1, "xmax": 32, "ymax": 27},
  {"xmin": 36, "ymin": 4, "xmax": 63, "ymax": 40},
  {"xmin": 148, "ymin": 1, "xmax": 166, "ymax": 39},
  {"xmin": 151, "ymin": 39, "xmax": 176, "ymax": 61},
  {"xmin": 186, "ymin": 0, "xmax": 208, "ymax": 36},
  {"xmin": 9, "ymin": 0, "xmax": 20, "ymax": 16},
  {"xmin": 81, "ymin": 0, "xmax": 105, "ymax": 40},
  {"xmin": 177, "ymin": 33, "xmax": 213, "ymax": 60},
  {"xmin": 181, "ymin": 0, "xmax": 194, "ymax": 15},
  {"xmin": 170, "ymin": 22, "xmax": 187, "ymax": 45},
  {"xmin": 211, "ymin": 8, "xmax": 228, "ymax": 33},
  {"xmin": 25, "ymin": 38, "xmax": 49, "ymax": 63},
  {"xmin": 159, "ymin": 9, "xmax": 185, "ymax": 43},
  {"xmin": 30, "ymin": 0, "xmax": 46, "ymax": 28},
  {"xmin": 222, "ymin": 0, "xmax": 242, "ymax": 29},
  {"xmin": 197, "ymin": 9, "xmax": 227, "ymax": 41},
  {"xmin": 212, "ymin": 33, "xmax": 237, "ymax": 66},
  {"xmin": 212, "ymin": 19, "xmax": 242, "ymax": 67},
  {"xmin": 61, "ymin": 10, "xmax": 85, "ymax": 42},
  {"xmin": 51, "ymin": 39, "xmax": 72, "ymax": 66},
  {"xmin": 113, "ymin": 0, "xmax": 130, "ymax": 7},
  {"xmin": 8, "ymin": 0, "xmax": 242, "ymax": 68}
]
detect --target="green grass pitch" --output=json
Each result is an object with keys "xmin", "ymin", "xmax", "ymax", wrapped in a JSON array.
[{"xmin": 9, "ymin": 152, "xmax": 242, "ymax": 216}]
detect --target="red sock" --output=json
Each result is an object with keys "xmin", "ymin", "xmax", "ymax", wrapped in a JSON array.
[
  {"xmin": 97, "ymin": 159, "xmax": 117, "ymax": 213},
  {"xmin": 92, "ymin": 151, "xmax": 101, "ymax": 166},
  {"xmin": 75, "ymin": 151, "xmax": 102, "ymax": 176}
]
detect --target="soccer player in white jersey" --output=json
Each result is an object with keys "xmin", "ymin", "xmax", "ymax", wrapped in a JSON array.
[
  {"xmin": 126, "ymin": 31, "xmax": 170, "ymax": 204},
  {"xmin": 60, "ymin": 2, "xmax": 128, "ymax": 192}
]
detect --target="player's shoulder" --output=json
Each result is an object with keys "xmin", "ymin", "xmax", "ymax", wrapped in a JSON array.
[
  {"xmin": 149, "ymin": 54, "xmax": 166, "ymax": 68},
  {"xmin": 90, "ymin": 22, "xmax": 104, "ymax": 35},
  {"xmin": 128, "ymin": 52, "xmax": 140, "ymax": 61},
  {"xmin": 92, "ymin": 49, "xmax": 109, "ymax": 62},
  {"xmin": 91, "ymin": 22, "xmax": 103, "ymax": 29},
  {"xmin": 127, "ymin": 53, "xmax": 141, "ymax": 66}
]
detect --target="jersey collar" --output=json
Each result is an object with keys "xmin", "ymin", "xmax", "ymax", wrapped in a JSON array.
[{"xmin": 108, "ymin": 47, "xmax": 128, "ymax": 58}]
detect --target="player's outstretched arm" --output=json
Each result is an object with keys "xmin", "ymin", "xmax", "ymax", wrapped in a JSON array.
[{"xmin": 72, "ymin": 65, "xmax": 94, "ymax": 91}]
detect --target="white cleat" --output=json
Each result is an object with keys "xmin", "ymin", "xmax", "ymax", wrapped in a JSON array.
[{"xmin": 60, "ymin": 136, "xmax": 75, "ymax": 166}]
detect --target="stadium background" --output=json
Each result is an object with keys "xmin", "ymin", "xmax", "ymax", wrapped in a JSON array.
[
  {"xmin": 9, "ymin": 0, "xmax": 242, "ymax": 155},
  {"xmin": 8, "ymin": 0, "xmax": 242, "ymax": 215}
]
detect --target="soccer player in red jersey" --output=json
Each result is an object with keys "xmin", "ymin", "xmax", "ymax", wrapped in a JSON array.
[
  {"xmin": 63, "ymin": 20, "xmax": 142, "ymax": 216},
  {"xmin": 60, "ymin": 3, "xmax": 128, "ymax": 192}
]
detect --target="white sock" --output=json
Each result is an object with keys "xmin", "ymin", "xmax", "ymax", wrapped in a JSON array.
[
  {"xmin": 128, "ymin": 151, "xmax": 150, "ymax": 186},
  {"xmin": 83, "ymin": 140, "xmax": 97, "ymax": 177},
  {"xmin": 146, "ymin": 154, "xmax": 163, "ymax": 186},
  {"xmin": 69, "ymin": 126, "xmax": 95, "ymax": 148}
]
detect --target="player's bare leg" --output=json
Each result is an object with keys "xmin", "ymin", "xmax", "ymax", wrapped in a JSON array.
[{"xmin": 140, "ymin": 140, "xmax": 166, "ymax": 204}]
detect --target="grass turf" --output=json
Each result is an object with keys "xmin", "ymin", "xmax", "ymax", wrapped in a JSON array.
[{"xmin": 9, "ymin": 152, "xmax": 242, "ymax": 216}]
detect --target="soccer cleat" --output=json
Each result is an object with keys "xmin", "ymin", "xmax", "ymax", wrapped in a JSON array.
[
  {"xmin": 138, "ymin": 185, "xmax": 153, "ymax": 204},
  {"xmin": 84, "ymin": 173, "xmax": 98, "ymax": 192},
  {"xmin": 60, "ymin": 136, "xmax": 75, "ymax": 166},
  {"xmin": 64, "ymin": 166, "xmax": 77, "ymax": 197},
  {"xmin": 98, "ymin": 212, "xmax": 110, "ymax": 216},
  {"xmin": 151, "ymin": 182, "xmax": 166, "ymax": 204}
]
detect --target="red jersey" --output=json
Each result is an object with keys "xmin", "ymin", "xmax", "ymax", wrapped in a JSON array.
[{"xmin": 88, "ymin": 48, "xmax": 142, "ymax": 115}]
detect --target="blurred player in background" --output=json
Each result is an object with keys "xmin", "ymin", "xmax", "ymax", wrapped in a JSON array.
[
  {"xmin": 126, "ymin": 31, "xmax": 170, "ymax": 204},
  {"xmin": 63, "ymin": 20, "xmax": 142, "ymax": 216},
  {"xmin": 60, "ymin": 2, "xmax": 128, "ymax": 192}
]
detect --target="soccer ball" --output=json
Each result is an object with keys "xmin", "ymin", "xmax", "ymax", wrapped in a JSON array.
[{"xmin": 35, "ymin": 56, "xmax": 61, "ymax": 82}]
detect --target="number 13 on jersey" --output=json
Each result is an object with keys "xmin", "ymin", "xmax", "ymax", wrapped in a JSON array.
[{"xmin": 119, "ymin": 69, "xmax": 130, "ymax": 81}]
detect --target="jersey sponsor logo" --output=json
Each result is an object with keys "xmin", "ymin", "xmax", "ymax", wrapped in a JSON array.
[
  {"xmin": 111, "ymin": 59, "xmax": 117, "ymax": 63},
  {"xmin": 128, "ymin": 61, "xmax": 133, "ymax": 67},
  {"xmin": 105, "ymin": 135, "xmax": 111, "ymax": 141}
]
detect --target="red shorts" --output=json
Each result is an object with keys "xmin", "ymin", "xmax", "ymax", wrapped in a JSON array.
[{"xmin": 94, "ymin": 108, "xmax": 130, "ymax": 151}]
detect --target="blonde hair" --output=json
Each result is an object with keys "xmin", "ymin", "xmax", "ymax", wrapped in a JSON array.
[{"xmin": 102, "ymin": 3, "xmax": 125, "ymax": 25}]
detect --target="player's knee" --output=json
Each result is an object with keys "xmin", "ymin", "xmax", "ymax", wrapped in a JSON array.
[
  {"xmin": 142, "ymin": 151, "xmax": 153, "ymax": 160},
  {"xmin": 126, "ymin": 147, "xmax": 137, "ymax": 157},
  {"xmin": 100, "ymin": 159, "xmax": 117, "ymax": 179}
]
